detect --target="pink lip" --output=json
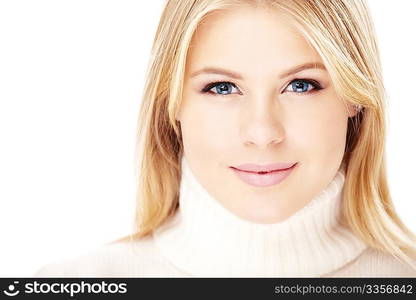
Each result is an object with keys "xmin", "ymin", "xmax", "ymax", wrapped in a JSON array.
[
  {"xmin": 230, "ymin": 163, "xmax": 298, "ymax": 187},
  {"xmin": 232, "ymin": 162, "xmax": 297, "ymax": 173}
]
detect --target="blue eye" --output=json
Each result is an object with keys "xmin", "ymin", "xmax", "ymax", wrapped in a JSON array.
[
  {"xmin": 285, "ymin": 79, "xmax": 321, "ymax": 94},
  {"xmin": 201, "ymin": 82, "xmax": 240, "ymax": 95}
]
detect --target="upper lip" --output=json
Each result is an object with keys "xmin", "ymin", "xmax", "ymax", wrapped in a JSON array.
[{"xmin": 231, "ymin": 162, "xmax": 297, "ymax": 173}]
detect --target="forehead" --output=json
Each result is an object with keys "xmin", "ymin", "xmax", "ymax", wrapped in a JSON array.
[{"xmin": 186, "ymin": 6, "xmax": 322, "ymax": 78}]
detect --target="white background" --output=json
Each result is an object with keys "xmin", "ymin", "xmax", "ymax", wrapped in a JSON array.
[{"xmin": 0, "ymin": 1, "xmax": 414, "ymax": 276}]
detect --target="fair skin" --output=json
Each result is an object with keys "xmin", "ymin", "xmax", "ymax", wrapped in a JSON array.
[{"xmin": 176, "ymin": 5, "xmax": 358, "ymax": 223}]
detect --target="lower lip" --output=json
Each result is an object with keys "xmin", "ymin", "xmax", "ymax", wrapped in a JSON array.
[{"xmin": 230, "ymin": 163, "xmax": 297, "ymax": 187}]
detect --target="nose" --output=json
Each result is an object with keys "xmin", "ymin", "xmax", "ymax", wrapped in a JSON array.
[{"xmin": 240, "ymin": 96, "xmax": 285, "ymax": 148}]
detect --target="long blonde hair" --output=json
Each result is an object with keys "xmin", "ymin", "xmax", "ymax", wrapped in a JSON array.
[{"xmin": 118, "ymin": 0, "xmax": 416, "ymax": 270}]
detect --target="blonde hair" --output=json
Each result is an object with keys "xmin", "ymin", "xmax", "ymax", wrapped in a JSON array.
[{"xmin": 118, "ymin": 0, "xmax": 416, "ymax": 270}]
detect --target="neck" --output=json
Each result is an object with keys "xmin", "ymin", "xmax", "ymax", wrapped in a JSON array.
[{"xmin": 153, "ymin": 156, "xmax": 367, "ymax": 277}]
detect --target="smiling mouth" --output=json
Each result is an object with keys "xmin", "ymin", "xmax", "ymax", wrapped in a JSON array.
[
  {"xmin": 230, "ymin": 163, "xmax": 298, "ymax": 187},
  {"xmin": 230, "ymin": 163, "xmax": 297, "ymax": 174},
  {"xmin": 238, "ymin": 167, "xmax": 294, "ymax": 175}
]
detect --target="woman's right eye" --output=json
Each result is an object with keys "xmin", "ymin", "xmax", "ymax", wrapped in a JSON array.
[{"xmin": 201, "ymin": 81, "xmax": 241, "ymax": 96}]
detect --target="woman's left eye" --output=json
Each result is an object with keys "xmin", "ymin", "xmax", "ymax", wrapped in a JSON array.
[{"xmin": 284, "ymin": 79, "xmax": 322, "ymax": 94}]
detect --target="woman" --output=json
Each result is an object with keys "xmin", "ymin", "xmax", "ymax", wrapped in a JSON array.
[{"xmin": 35, "ymin": 0, "xmax": 416, "ymax": 277}]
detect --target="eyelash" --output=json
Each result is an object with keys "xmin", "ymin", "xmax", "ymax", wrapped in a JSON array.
[{"xmin": 200, "ymin": 78, "xmax": 323, "ymax": 97}]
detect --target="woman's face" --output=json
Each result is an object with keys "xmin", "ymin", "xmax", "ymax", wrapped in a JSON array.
[{"xmin": 177, "ymin": 6, "xmax": 357, "ymax": 223}]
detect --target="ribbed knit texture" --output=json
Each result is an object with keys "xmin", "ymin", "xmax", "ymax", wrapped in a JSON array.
[
  {"xmin": 33, "ymin": 156, "xmax": 416, "ymax": 277},
  {"xmin": 152, "ymin": 156, "xmax": 367, "ymax": 277}
]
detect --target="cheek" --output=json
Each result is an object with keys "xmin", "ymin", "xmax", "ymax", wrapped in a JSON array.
[
  {"xmin": 289, "ymin": 102, "xmax": 348, "ymax": 162},
  {"xmin": 179, "ymin": 98, "xmax": 234, "ymax": 157}
]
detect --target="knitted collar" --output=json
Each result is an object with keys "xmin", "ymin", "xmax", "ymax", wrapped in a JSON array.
[{"xmin": 153, "ymin": 156, "xmax": 367, "ymax": 277}]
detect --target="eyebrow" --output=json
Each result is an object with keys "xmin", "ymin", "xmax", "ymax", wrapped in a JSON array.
[{"xmin": 190, "ymin": 62, "xmax": 326, "ymax": 80}]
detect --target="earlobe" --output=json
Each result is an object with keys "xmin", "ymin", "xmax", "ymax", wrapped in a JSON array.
[
  {"xmin": 175, "ymin": 109, "xmax": 182, "ymax": 122},
  {"xmin": 347, "ymin": 103, "xmax": 362, "ymax": 118}
]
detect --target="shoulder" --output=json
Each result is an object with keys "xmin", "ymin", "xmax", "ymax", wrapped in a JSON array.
[
  {"xmin": 33, "ymin": 234, "xmax": 163, "ymax": 277},
  {"xmin": 327, "ymin": 246, "xmax": 416, "ymax": 277}
]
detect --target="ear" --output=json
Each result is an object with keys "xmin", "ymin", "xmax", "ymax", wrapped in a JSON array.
[
  {"xmin": 175, "ymin": 108, "xmax": 182, "ymax": 122},
  {"xmin": 347, "ymin": 103, "xmax": 361, "ymax": 118}
]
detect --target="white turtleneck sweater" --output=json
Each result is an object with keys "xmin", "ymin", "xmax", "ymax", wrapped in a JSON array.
[{"xmin": 34, "ymin": 157, "xmax": 416, "ymax": 277}]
